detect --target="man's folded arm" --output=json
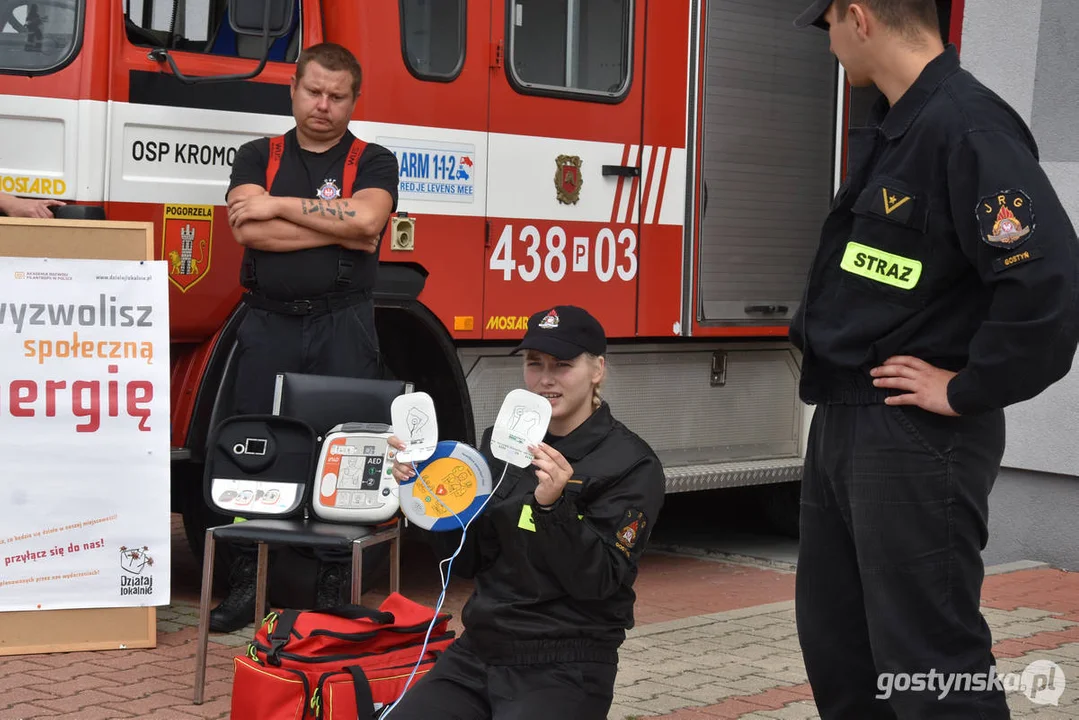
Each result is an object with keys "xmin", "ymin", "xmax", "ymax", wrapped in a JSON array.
[
  {"xmin": 226, "ymin": 184, "xmax": 376, "ymax": 252},
  {"xmin": 272, "ymin": 187, "xmax": 394, "ymax": 252}
]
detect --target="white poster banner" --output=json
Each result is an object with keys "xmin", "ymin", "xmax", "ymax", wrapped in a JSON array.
[{"xmin": 0, "ymin": 257, "xmax": 171, "ymax": 612}]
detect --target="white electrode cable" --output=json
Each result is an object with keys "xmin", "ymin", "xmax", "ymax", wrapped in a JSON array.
[{"xmin": 379, "ymin": 459, "xmax": 509, "ymax": 718}]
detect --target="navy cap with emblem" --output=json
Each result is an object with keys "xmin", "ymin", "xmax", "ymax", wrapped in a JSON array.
[
  {"xmin": 794, "ymin": 0, "xmax": 832, "ymax": 30},
  {"xmin": 511, "ymin": 305, "xmax": 607, "ymax": 360}
]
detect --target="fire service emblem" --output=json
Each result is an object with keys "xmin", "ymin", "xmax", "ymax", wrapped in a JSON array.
[
  {"xmin": 555, "ymin": 155, "xmax": 583, "ymax": 205},
  {"xmin": 978, "ymin": 190, "xmax": 1034, "ymax": 249},
  {"xmin": 161, "ymin": 204, "xmax": 213, "ymax": 292}
]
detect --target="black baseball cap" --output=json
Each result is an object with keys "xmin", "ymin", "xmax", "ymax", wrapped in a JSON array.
[
  {"xmin": 511, "ymin": 305, "xmax": 607, "ymax": 360},
  {"xmin": 794, "ymin": 0, "xmax": 832, "ymax": 30}
]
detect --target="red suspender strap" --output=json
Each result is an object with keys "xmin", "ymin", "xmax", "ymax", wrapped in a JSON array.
[
  {"xmin": 341, "ymin": 137, "xmax": 367, "ymax": 196},
  {"xmin": 265, "ymin": 135, "xmax": 285, "ymax": 190},
  {"xmin": 335, "ymin": 138, "xmax": 371, "ymax": 290}
]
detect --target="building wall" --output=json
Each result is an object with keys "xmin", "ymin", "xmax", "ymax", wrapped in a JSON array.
[
  {"xmin": 983, "ymin": 467, "xmax": 1079, "ymax": 572},
  {"xmin": 960, "ymin": 0, "xmax": 1079, "ymax": 568}
]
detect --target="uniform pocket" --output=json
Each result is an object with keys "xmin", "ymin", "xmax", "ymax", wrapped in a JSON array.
[
  {"xmin": 851, "ymin": 176, "xmax": 928, "ymax": 231},
  {"xmin": 888, "ymin": 405, "xmax": 955, "ymax": 464},
  {"xmin": 347, "ymin": 303, "xmax": 380, "ymax": 355},
  {"xmin": 841, "ymin": 176, "xmax": 934, "ymax": 307}
]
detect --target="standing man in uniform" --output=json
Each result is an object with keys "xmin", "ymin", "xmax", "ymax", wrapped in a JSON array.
[
  {"xmin": 791, "ymin": 1, "xmax": 1079, "ymax": 717},
  {"xmin": 208, "ymin": 42, "xmax": 399, "ymax": 633}
]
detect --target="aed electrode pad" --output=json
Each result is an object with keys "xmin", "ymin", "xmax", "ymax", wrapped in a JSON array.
[
  {"xmin": 399, "ymin": 441, "xmax": 493, "ymax": 531},
  {"xmin": 312, "ymin": 423, "xmax": 400, "ymax": 524}
]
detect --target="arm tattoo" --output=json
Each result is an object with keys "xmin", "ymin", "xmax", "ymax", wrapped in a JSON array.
[
  {"xmin": 301, "ymin": 198, "xmax": 330, "ymax": 216},
  {"xmin": 337, "ymin": 201, "xmax": 357, "ymax": 221},
  {"xmin": 301, "ymin": 198, "xmax": 357, "ymax": 221}
]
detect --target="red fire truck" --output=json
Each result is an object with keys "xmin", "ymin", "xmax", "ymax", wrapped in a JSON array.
[{"xmin": 0, "ymin": 0, "xmax": 963, "ymax": 549}]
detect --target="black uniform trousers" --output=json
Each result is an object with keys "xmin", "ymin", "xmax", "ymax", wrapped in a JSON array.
[
  {"xmin": 385, "ymin": 636, "xmax": 618, "ymax": 720},
  {"xmin": 796, "ymin": 402, "xmax": 1010, "ymax": 719},
  {"xmin": 231, "ymin": 298, "xmax": 381, "ymax": 565}
]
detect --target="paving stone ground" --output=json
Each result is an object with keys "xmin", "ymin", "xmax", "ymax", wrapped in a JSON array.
[{"xmin": 1, "ymin": 516, "xmax": 1076, "ymax": 719}]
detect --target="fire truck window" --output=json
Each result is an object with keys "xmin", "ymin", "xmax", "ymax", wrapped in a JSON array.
[
  {"xmin": 400, "ymin": 0, "xmax": 465, "ymax": 81},
  {"xmin": 508, "ymin": 0, "xmax": 632, "ymax": 100},
  {"xmin": 0, "ymin": 0, "xmax": 82, "ymax": 74},
  {"xmin": 123, "ymin": 0, "xmax": 301, "ymax": 63}
]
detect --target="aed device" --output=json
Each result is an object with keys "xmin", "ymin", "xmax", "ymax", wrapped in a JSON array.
[
  {"xmin": 204, "ymin": 415, "xmax": 318, "ymax": 519},
  {"xmin": 398, "ymin": 441, "xmax": 493, "ymax": 532},
  {"xmin": 312, "ymin": 422, "xmax": 400, "ymax": 523}
]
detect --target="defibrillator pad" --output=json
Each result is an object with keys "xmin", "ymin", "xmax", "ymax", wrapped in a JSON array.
[
  {"xmin": 399, "ymin": 441, "xmax": 493, "ymax": 532},
  {"xmin": 312, "ymin": 423, "xmax": 400, "ymax": 524},
  {"xmin": 204, "ymin": 415, "xmax": 318, "ymax": 519}
]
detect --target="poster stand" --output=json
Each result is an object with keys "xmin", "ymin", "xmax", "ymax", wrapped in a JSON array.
[{"xmin": 0, "ymin": 215, "xmax": 160, "ymax": 656}]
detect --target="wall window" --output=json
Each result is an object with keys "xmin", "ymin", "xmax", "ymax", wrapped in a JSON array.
[
  {"xmin": 400, "ymin": 0, "xmax": 465, "ymax": 81},
  {"xmin": 0, "ymin": 0, "xmax": 83, "ymax": 74},
  {"xmin": 124, "ymin": 0, "xmax": 301, "ymax": 62},
  {"xmin": 508, "ymin": 0, "xmax": 632, "ymax": 100}
]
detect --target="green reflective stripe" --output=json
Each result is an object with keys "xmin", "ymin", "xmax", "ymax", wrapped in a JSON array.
[
  {"xmin": 518, "ymin": 504, "xmax": 536, "ymax": 532},
  {"xmin": 840, "ymin": 241, "xmax": 922, "ymax": 290}
]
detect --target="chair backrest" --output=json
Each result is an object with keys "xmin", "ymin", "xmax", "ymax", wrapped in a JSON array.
[{"xmin": 272, "ymin": 373, "xmax": 413, "ymax": 436}]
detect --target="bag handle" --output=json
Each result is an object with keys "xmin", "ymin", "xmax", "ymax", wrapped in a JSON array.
[
  {"xmin": 347, "ymin": 665, "xmax": 377, "ymax": 719},
  {"xmin": 267, "ymin": 609, "xmax": 300, "ymax": 664},
  {"xmin": 314, "ymin": 604, "xmax": 395, "ymax": 624}
]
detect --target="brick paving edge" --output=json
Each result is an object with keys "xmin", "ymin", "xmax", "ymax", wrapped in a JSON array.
[
  {"xmin": 985, "ymin": 560, "xmax": 1049, "ymax": 576},
  {"xmin": 628, "ymin": 601, "xmax": 796, "ymax": 639},
  {"xmin": 648, "ymin": 547, "xmax": 797, "ymax": 573}
]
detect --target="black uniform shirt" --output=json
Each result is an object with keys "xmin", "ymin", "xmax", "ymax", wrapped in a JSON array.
[
  {"xmin": 428, "ymin": 402, "xmax": 666, "ymax": 665},
  {"xmin": 227, "ymin": 128, "xmax": 399, "ymax": 300},
  {"xmin": 791, "ymin": 45, "xmax": 1079, "ymax": 415}
]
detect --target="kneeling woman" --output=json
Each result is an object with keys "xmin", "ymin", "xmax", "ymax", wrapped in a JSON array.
[{"xmin": 386, "ymin": 305, "xmax": 665, "ymax": 720}]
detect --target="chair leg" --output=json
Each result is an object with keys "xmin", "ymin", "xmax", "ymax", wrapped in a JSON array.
[
  {"xmin": 254, "ymin": 542, "xmax": 269, "ymax": 627},
  {"xmin": 193, "ymin": 529, "xmax": 216, "ymax": 704},
  {"xmin": 390, "ymin": 530, "xmax": 401, "ymax": 594},
  {"xmin": 351, "ymin": 541, "xmax": 363, "ymax": 603}
]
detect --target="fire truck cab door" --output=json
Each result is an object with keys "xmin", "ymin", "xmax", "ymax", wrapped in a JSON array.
[
  {"xmin": 107, "ymin": 0, "xmax": 307, "ymax": 315},
  {"xmin": 483, "ymin": 0, "xmax": 646, "ymax": 339}
]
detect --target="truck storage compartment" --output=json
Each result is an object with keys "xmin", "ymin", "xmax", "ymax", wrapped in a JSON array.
[{"xmin": 459, "ymin": 342, "xmax": 804, "ymax": 491}]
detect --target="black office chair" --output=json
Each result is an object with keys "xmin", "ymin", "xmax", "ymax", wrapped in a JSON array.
[{"xmin": 192, "ymin": 373, "xmax": 412, "ymax": 704}]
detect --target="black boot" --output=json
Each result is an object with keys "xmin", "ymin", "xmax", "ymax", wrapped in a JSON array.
[
  {"xmin": 315, "ymin": 562, "xmax": 351, "ymax": 610},
  {"xmin": 314, "ymin": 546, "xmax": 390, "ymax": 609},
  {"xmin": 209, "ymin": 553, "xmax": 257, "ymax": 632}
]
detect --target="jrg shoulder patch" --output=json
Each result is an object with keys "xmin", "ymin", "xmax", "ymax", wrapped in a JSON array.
[{"xmin": 978, "ymin": 190, "xmax": 1034, "ymax": 249}]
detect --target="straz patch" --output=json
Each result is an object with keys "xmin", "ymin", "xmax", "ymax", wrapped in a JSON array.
[
  {"xmin": 840, "ymin": 241, "xmax": 922, "ymax": 290},
  {"xmin": 614, "ymin": 509, "xmax": 646, "ymax": 555},
  {"xmin": 874, "ymin": 186, "xmax": 915, "ymax": 223},
  {"xmin": 978, "ymin": 190, "xmax": 1034, "ymax": 249},
  {"xmin": 992, "ymin": 248, "xmax": 1043, "ymax": 273}
]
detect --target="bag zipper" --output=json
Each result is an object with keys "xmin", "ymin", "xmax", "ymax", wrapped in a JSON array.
[
  {"xmin": 307, "ymin": 616, "xmax": 452, "ymax": 642},
  {"xmin": 253, "ymin": 632, "xmax": 456, "ymax": 667}
]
